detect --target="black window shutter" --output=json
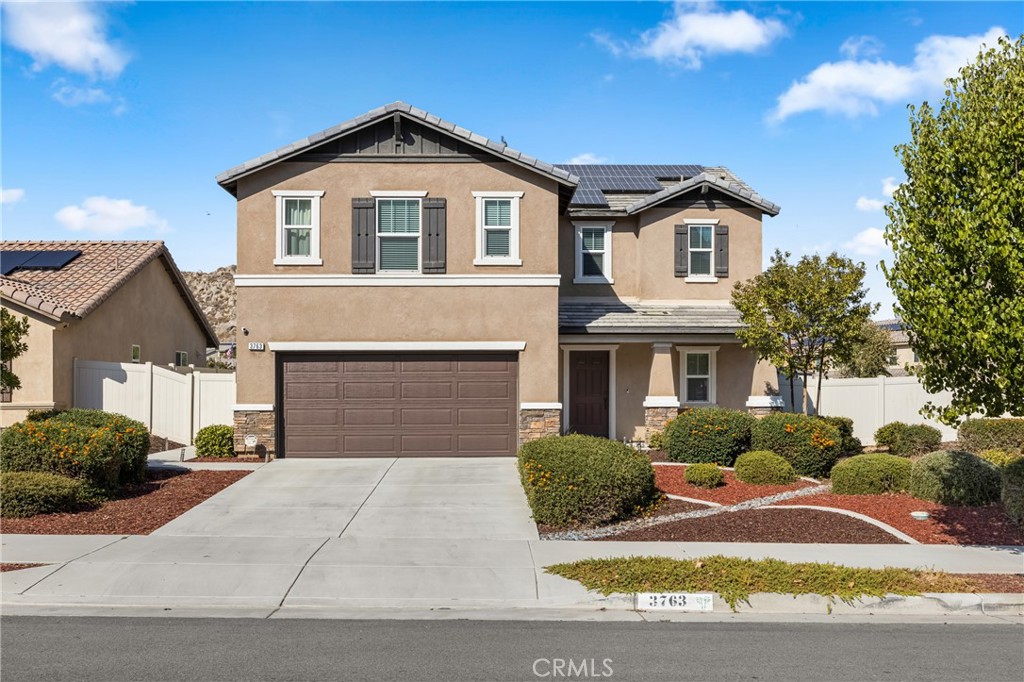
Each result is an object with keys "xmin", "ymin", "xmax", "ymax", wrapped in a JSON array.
[
  {"xmin": 352, "ymin": 198, "xmax": 375, "ymax": 274},
  {"xmin": 715, "ymin": 225, "xmax": 729, "ymax": 278},
  {"xmin": 422, "ymin": 197, "xmax": 447, "ymax": 274},
  {"xmin": 674, "ymin": 224, "xmax": 688, "ymax": 277}
]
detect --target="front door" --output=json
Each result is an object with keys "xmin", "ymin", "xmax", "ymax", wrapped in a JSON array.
[{"xmin": 569, "ymin": 351, "xmax": 609, "ymax": 437}]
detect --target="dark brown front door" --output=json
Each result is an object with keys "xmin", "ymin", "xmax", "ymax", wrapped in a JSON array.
[
  {"xmin": 280, "ymin": 353, "xmax": 518, "ymax": 457},
  {"xmin": 569, "ymin": 351, "xmax": 609, "ymax": 437}
]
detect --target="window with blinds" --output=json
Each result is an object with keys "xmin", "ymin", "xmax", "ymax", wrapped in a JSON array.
[
  {"xmin": 483, "ymin": 199, "xmax": 512, "ymax": 257},
  {"xmin": 581, "ymin": 227, "xmax": 605, "ymax": 277},
  {"xmin": 688, "ymin": 225, "xmax": 713, "ymax": 276},
  {"xmin": 377, "ymin": 199, "xmax": 421, "ymax": 271}
]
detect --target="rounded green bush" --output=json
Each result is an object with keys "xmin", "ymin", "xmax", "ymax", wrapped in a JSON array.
[
  {"xmin": 750, "ymin": 413, "xmax": 841, "ymax": 478},
  {"xmin": 816, "ymin": 416, "xmax": 862, "ymax": 456},
  {"xmin": 977, "ymin": 449, "xmax": 1024, "ymax": 470},
  {"xmin": 909, "ymin": 450, "xmax": 1001, "ymax": 506},
  {"xmin": 830, "ymin": 454, "xmax": 912, "ymax": 495},
  {"xmin": 194, "ymin": 424, "xmax": 235, "ymax": 458},
  {"xmin": 664, "ymin": 408, "xmax": 755, "ymax": 466},
  {"xmin": 45, "ymin": 409, "xmax": 149, "ymax": 484},
  {"xmin": 684, "ymin": 463, "xmax": 724, "ymax": 488},
  {"xmin": 518, "ymin": 434, "xmax": 657, "ymax": 529},
  {"xmin": 0, "ymin": 471, "xmax": 92, "ymax": 518},
  {"xmin": 1001, "ymin": 458, "xmax": 1024, "ymax": 526},
  {"xmin": 958, "ymin": 418, "xmax": 1024, "ymax": 453},
  {"xmin": 734, "ymin": 450, "xmax": 796, "ymax": 485},
  {"xmin": 874, "ymin": 422, "xmax": 942, "ymax": 458}
]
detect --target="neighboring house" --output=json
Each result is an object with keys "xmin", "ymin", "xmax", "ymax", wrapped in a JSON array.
[
  {"xmin": 217, "ymin": 102, "xmax": 781, "ymax": 458},
  {"xmin": 875, "ymin": 318, "xmax": 917, "ymax": 376},
  {"xmin": 0, "ymin": 241, "xmax": 219, "ymax": 426}
]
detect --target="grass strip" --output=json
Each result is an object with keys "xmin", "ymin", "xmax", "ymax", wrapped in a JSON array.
[{"xmin": 545, "ymin": 555, "xmax": 978, "ymax": 611}]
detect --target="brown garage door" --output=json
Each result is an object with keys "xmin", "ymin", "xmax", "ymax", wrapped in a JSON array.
[{"xmin": 280, "ymin": 353, "xmax": 518, "ymax": 457}]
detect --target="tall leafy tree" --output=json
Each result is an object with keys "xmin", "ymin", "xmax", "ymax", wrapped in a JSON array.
[
  {"xmin": 1, "ymin": 308, "xmax": 30, "ymax": 394},
  {"xmin": 835, "ymin": 320, "xmax": 895, "ymax": 378},
  {"xmin": 883, "ymin": 35, "xmax": 1024, "ymax": 425},
  {"xmin": 733, "ymin": 250, "xmax": 876, "ymax": 413}
]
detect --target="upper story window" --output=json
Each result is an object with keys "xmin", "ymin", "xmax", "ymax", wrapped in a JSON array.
[
  {"xmin": 273, "ymin": 190, "xmax": 324, "ymax": 265},
  {"xmin": 573, "ymin": 221, "xmax": 614, "ymax": 284},
  {"xmin": 689, "ymin": 225, "xmax": 714, "ymax": 275},
  {"xmin": 376, "ymin": 196, "xmax": 422, "ymax": 272},
  {"xmin": 680, "ymin": 218, "xmax": 722, "ymax": 283},
  {"xmin": 473, "ymin": 191, "xmax": 523, "ymax": 266}
]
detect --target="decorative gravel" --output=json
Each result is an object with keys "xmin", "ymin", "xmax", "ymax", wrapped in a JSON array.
[
  {"xmin": 775, "ymin": 493, "xmax": 1024, "ymax": 546},
  {"xmin": 0, "ymin": 469, "xmax": 248, "ymax": 535},
  {"xmin": 655, "ymin": 466, "xmax": 817, "ymax": 505}
]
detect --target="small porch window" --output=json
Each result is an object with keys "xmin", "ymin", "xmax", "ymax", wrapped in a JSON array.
[{"xmin": 679, "ymin": 346, "xmax": 718, "ymax": 405}]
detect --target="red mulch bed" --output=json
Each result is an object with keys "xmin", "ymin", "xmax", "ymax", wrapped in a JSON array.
[
  {"xmin": 537, "ymin": 497, "xmax": 708, "ymax": 534},
  {"xmin": 775, "ymin": 493, "xmax": 1024, "ymax": 546},
  {"xmin": 191, "ymin": 457, "xmax": 263, "ymax": 463},
  {"xmin": 959, "ymin": 574, "xmax": 1024, "ymax": 593},
  {"xmin": 654, "ymin": 465, "xmax": 816, "ymax": 505},
  {"xmin": 148, "ymin": 434, "xmax": 186, "ymax": 454},
  {"xmin": 601, "ymin": 508, "xmax": 906, "ymax": 543},
  {"xmin": 0, "ymin": 469, "xmax": 248, "ymax": 535},
  {"xmin": 0, "ymin": 563, "xmax": 47, "ymax": 572}
]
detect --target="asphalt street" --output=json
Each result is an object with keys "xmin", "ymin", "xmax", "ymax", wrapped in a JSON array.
[{"xmin": 2, "ymin": 616, "xmax": 1022, "ymax": 682}]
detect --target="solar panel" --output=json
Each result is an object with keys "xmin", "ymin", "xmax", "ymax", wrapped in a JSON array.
[
  {"xmin": 555, "ymin": 164, "xmax": 705, "ymax": 206},
  {"xmin": 0, "ymin": 250, "xmax": 81, "ymax": 275}
]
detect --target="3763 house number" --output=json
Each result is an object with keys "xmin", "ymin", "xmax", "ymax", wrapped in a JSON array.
[
  {"xmin": 247, "ymin": 342, "xmax": 265, "ymax": 352},
  {"xmin": 636, "ymin": 592, "xmax": 714, "ymax": 611}
]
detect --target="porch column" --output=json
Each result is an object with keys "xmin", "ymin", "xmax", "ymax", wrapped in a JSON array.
[{"xmin": 643, "ymin": 342, "xmax": 679, "ymax": 436}]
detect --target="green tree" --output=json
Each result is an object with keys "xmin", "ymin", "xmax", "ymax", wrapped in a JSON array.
[
  {"xmin": 1, "ymin": 308, "xmax": 31, "ymax": 394},
  {"xmin": 732, "ymin": 250, "xmax": 876, "ymax": 414},
  {"xmin": 835, "ymin": 320, "xmax": 894, "ymax": 378},
  {"xmin": 883, "ymin": 35, "xmax": 1024, "ymax": 425}
]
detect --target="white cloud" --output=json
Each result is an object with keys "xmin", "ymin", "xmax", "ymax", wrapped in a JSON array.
[
  {"xmin": 856, "ymin": 196, "xmax": 885, "ymax": 212},
  {"xmin": 595, "ymin": 1, "xmax": 787, "ymax": 69},
  {"xmin": 2, "ymin": 1, "xmax": 128, "ymax": 78},
  {"xmin": 770, "ymin": 27, "xmax": 1006, "ymax": 122},
  {"xmin": 565, "ymin": 152, "xmax": 609, "ymax": 165},
  {"xmin": 56, "ymin": 196, "xmax": 168, "ymax": 234},
  {"xmin": 844, "ymin": 227, "xmax": 889, "ymax": 256},
  {"xmin": 839, "ymin": 35, "xmax": 883, "ymax": 59},
  {"xmin": 51, "ymin": 79, "xmax": 110, "ymax": 106},
  {"xmin": 882, "ymin": 176, "xmax": 899, "ymax": 197},
  {"xmin": 1, "ymin": 188, "xmax": 26, "ymax": 205}
]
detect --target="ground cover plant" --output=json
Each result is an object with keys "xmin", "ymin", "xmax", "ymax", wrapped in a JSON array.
[
  {"xmin": 664, "ymin": 407, "xmax": 755, "ymax": 465},
  {"xmin": 518, "ymin": 434, "xmax": 657, "ymax": 529},
  {"xmin": 545, "ymin": 555, "xmax": 978, "ymax": 611}
]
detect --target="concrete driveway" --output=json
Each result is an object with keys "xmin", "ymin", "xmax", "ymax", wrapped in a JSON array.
[{"xmin": 153, "ymin": 457, "xmax": 539, "ymax": 541}]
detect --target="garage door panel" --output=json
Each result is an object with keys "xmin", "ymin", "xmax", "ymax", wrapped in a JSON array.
[{"xmin": 282, "ymin": 353, "xmax": 517, "ymax": 457}]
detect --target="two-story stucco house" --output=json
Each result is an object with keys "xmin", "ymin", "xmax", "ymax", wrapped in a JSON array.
[{"xmin": 217, "ymin": 102, "xmax": 781, "ymax": 458}]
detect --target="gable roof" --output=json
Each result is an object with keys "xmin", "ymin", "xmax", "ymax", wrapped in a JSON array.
[
  {"xmin": 624, "ymin": 168, "xmax": 781, "ymax": 217},
  {"xmin": 216, "ymin": 101, "xmax": 580, "ymax": 195},
  {"xmin": 0, "ymin": 241, "xmax": 219, "ymax": 346}
]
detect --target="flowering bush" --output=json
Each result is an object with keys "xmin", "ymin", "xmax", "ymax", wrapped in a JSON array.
[
  {"xmin": 664, "ymin": 408, "xmax": 756, "ymax": 466},
  {"xmin": 750, "ymin": 413, "xmax": 841, "ymax": 478},
  {"xmin": 518, "ymin": 435, "xmax": 657, "ymax": 529},
  {"xmin": 44, "ymin": 410, "xmax": 148, "ymax": 484}
]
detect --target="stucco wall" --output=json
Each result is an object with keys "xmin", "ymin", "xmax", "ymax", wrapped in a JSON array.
[
  {"xmin": 235, "ymin": 285, "xmax": 560, "ymax": 405},
  {"xmin": 0, "ymin": 304, "xmax": 58, "ymax": 427},
  {"xmin": 235, "ymin": 160, "xmax": 561, "ymax": 276}
]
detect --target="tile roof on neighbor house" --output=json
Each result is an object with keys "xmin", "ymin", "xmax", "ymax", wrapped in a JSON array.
[
  {"xmin": 875, "ymin": 318, "xmax": 910, "ymax": 345},
  {"xmin": 559, "ymin": 300, "xmax": 742, "ymax": 334},
  {"xmin": 216, "ymin": 101, "xmax": 580, "ymax": 193},
  {"xmin": 0, "ymin": 241, "xmax": 219, "ymax": 346}
]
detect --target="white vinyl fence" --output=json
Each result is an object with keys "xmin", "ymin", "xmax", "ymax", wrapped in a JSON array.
[
  {"xmin": 73, "ymin": 359, "xmax": 235, "ymax": 445},
  {"xmin": 778, "ymin": 374, "xmax": 957, "ymax": 445}
]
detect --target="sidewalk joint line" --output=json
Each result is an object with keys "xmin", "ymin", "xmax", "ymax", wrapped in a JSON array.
[
  {"xmin": 277, "ymin": 536, "xmax": 331, "ymax": 608},
  {"xmin": 15, "ymin": 535, "xmax": 132, "ymax": 595},
  {"xmin": 526, "ymin": 541, "xmax": 539, "ymax": 600},
  {"xmin": 337, "ymin": 457, "xmax": 400, "ymax": 538}
]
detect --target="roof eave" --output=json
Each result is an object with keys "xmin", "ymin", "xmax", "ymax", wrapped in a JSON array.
[{"xmin": 625, "ymin": 177, "xmax": 781, "ymax": 217}]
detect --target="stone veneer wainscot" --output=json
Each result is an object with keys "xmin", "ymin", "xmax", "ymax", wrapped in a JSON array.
[
  {"xmin": 519, "ymin": 408, "xmax": 561, "ymax": 443},
  {"xmin": 233, "ymin": 408, "xmax": 276, "ymax": 457}
]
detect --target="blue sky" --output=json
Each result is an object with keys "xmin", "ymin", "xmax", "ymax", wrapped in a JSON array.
[{"xmin": 2, "ymin": 1, "xmax": 1020, "ymax": 317}]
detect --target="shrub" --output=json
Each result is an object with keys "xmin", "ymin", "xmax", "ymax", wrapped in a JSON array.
[
  {"xmin": 734, "ymin": 450, "xmax": 796, "ymax": 485},
  {"xmin": 909, "ymin": 450, "xmax": 1001, "ymax": 506},
  {"xmin": 750, "ymin": 413, "xmax": 841, "ymax": 478},
  {"xmin": 518, "ymin": 434, "xmax": 657, "ymax": 529},
  {"xmin": 977, "ymin": 449, "xmax": 1024, "ymax": 471},
  {"xmin": 1001, "ymin": 458, "xmax": 1024, "ymax": 526},
  {"xmin": 647, "ymin": 424, "xmax": 669, "ymax": 451},
  {"xmin": 874, "ymin": 422, "xmax": 943, "ymax": 458},
  {"xmin": 830, "ymin": 454, "xmax": 912, "ymax": 495},
  {"xmin": 958, "ymin": 418, "xmax": 1024, "ymax": 453},
  {"xmin": 0, "ymin": 471, "xmax": 92, "ymax": 518},
  {"xmin": 684, "ymin": 463, "xmax": 724, "ymax": 488},
  {"xmin": 816, "ymin": 416, "xmax": 862, "ymax": 456},
  {"xmin": 664, "ymin": 408, "xmax": 755, "ymax": 466},
  {"xmin": 195, "ymin": 424, "xmax": 235, "ymax": 458},
  {"xmin": 44, "ymin": 409, "xmax": 149, "ymax": 484}
]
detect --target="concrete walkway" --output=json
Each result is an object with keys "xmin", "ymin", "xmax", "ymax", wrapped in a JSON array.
[{"xmin": 2, "ymin": 458, "xmax": 1023, "ymax": 615}]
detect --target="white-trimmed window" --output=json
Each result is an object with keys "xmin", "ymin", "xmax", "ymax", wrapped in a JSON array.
[
  {"xmin": 174, "ymin": 351, "xmax": 188, "ymax": 367},
  {"xmin": 273, "ymin": 190, "xmax": 324, "ymax": 265},
  {"xmin": 684, "ymin": 218, "xmax": 718, "ymax": 283},
  {"xmin": 679, "ymin": 346, "xmax": 718, "ymax": 405},
  {"xmin": 574, "ymin": 222, "xmax": 614, "ymax": 284},
  {"xmin": 376, "ymin": 197, "xmax": 422, "ymax": 272},
  {"xmin": 131, "ymin": 344, "xmax": 141, "ymax": 364},
  {"xmin": 473, "ymin": 191, "xmax": 523, "ymax": 265}
]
